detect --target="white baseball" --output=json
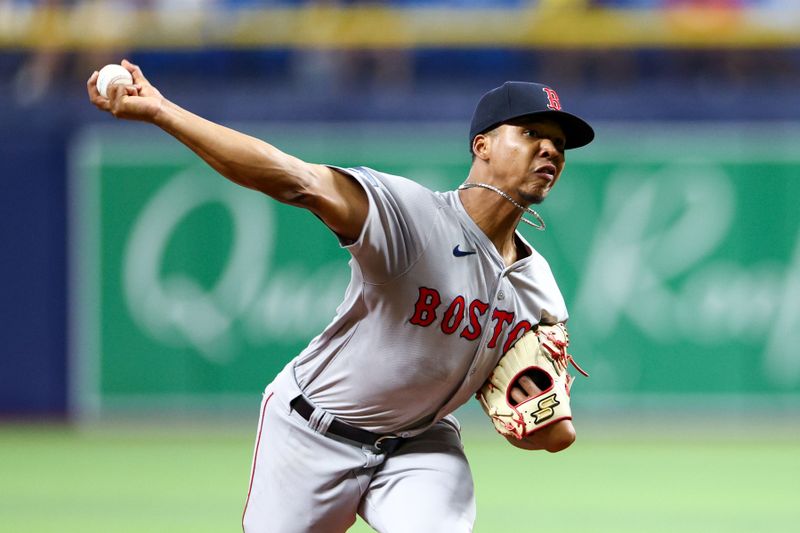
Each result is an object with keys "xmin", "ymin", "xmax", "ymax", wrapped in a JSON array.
[{"xmin": 96, "ymin": 64, "xmax": 134, "ymax": 98}]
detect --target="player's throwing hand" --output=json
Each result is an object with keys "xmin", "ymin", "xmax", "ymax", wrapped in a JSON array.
[{"xmin": 87, "ymin": 59, "xmax": 164, "ymax": 122}]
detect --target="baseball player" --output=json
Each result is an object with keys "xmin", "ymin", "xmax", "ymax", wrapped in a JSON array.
[{"xmin": 87, "ymin": 60, "xmax": 594, "ymax": 533}]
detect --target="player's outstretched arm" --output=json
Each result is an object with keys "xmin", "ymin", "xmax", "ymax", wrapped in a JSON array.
[{"xmin": 86, "ymin": 60, "xmax": 367, "ymax": 242}]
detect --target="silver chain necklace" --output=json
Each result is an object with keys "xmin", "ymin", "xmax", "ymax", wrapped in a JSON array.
[{"xmin": 457, "ymin": 182, "xmax": 546, "ymax": 231}]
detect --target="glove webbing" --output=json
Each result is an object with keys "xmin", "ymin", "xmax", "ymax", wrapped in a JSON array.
[{"xmin": 539, "ymin": 327, "xmax": 589, "ymax": 378}]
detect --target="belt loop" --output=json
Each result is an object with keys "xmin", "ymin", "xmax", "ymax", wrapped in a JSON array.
[
  {"xmin": 308, "ymin": 406, "xmax": 335, "ymax": 435},
  {"xmin": 362, "ymin": 447, "xmax": 386, "ymax": 468}
]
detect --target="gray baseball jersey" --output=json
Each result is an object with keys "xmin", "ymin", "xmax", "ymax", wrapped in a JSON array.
[
  {"xmin": 242, "ymin": 166, "xmax": 568, "ymax": 532},
  {"xmin": 293, "ymin": 166, "xmax": 568, "ymax": 435}
]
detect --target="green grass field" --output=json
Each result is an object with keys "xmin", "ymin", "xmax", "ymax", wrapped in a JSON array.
[{"xmin": 1, "ymin": 420, "xmax": 797, "ymax": 532}]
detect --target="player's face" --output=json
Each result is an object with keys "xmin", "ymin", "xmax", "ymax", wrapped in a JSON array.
[{"xmin": 489, "ymin": 118, "xmax": 566, "ymax": 205}]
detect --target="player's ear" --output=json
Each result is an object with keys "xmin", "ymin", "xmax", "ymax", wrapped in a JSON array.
[{"xmin": 472, "ymin": 133, "xmax": 491, "ymax": 161}]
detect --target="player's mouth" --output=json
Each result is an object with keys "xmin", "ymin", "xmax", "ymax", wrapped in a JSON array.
[{"xmin": 532, "ymin": 164, "xmax": 557, "ymax": 182}]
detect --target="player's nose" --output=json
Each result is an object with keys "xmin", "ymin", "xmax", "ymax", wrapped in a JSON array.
[
  {"xmin": 537, "ymin": 138, "xmax": 561, "ymax": 158},
  {"xmin": 540, "ymin": 137, "xmax": 558, "ymax": 152}
]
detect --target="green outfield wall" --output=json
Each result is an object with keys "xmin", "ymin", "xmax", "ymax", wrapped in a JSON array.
[{"xmin": 69, "ymin": 122, "xmax": 800, "ymax": 416}]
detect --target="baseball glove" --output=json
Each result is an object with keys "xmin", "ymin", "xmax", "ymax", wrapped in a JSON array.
[{"xmin": 476, "ymin": 323, "xmax": 588, "ymax": 440}]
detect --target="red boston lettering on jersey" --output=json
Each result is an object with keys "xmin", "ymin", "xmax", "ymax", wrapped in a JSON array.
[
  {"xmin": 487, "ymin": 309, "xmax": 515, "ymax": 348},
  {"xmin": 441, "ymin": 296, "xmax": 466, "ymax": 335},
  {"xmin": 542, "ymin": 87, "xmax": 561, "ymax": 111},
  {"xmin": 460, "ymin": 299, "xmax": 490, "ymax": 341},
  {"xmin": 502, "ymin": 320, "xmax": 532, "ymax": 353},
  {"xmin": 409, "ymin": 288, "xmax": 534, "ymax": 353},
  {"xmin": 409, "ymin": 287, "xmax": 441, "ymax": 327}
]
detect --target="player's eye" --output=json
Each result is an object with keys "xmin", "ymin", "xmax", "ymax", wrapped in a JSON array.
[{"xmin": 524, "ymin": 129, "xmax": 539, "ymax": 138}]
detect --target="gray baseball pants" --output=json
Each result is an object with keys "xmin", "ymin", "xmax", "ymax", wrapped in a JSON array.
[{"xmin": 241, "ymin": 366, "xmax": 475, "ymax": 532}]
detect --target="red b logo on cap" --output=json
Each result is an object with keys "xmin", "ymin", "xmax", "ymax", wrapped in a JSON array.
[{"xmin": 542, "ymin": 87, "xmax": 561, "ymax": 111}]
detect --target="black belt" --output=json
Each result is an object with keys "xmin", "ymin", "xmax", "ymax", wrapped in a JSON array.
[{"xmin": 290, "ymin": 395, "xmax": 404, "ymax": 454}]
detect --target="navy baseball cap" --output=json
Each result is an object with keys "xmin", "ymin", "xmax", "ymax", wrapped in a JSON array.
[{"xmin": 469, "ymin": 81, "xmax": 594, "ymax": 151}]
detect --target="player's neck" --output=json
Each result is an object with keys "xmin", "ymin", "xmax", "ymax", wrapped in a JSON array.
[{"xmin": 458, "ymin": 186, "xmax": 524, "ymax": 266}]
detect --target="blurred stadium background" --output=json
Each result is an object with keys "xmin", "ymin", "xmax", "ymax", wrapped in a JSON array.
[{"xmin": 2, "ymin": 0, "xmax": 799, "ymax": 532}]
